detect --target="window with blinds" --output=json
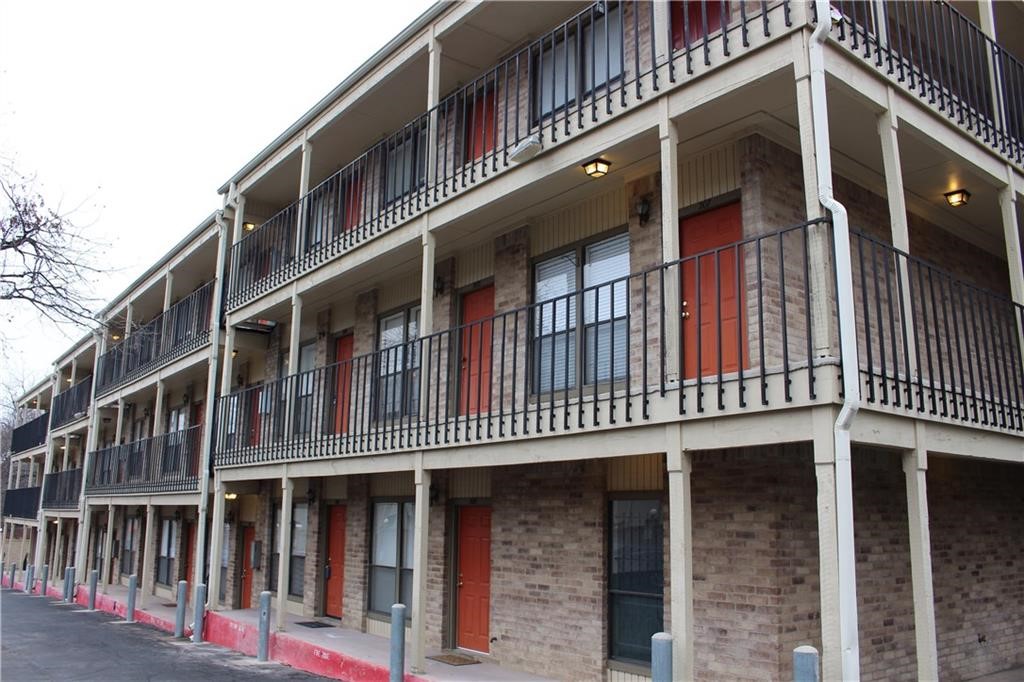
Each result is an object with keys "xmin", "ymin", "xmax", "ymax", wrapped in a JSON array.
[
  {"xmin": 533, "ymin": 232, "xmax": 629, "ymax": 393},
  {"xmin": 377, "ymin": 306, "xmax": 421, "ymax": 420}
]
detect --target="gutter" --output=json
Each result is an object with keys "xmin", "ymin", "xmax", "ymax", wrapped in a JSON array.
[{"xmin": 810, "ymin": 1, "xmax": 861, "ymax": 679}]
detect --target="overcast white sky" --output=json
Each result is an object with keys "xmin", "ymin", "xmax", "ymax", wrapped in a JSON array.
[{"xmin": 1, "ymin": 0, "xmax": 435, "ymax": 395}]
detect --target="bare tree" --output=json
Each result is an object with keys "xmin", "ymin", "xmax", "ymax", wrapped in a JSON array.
[{"xmin": 1, "ymin": 160, "xmax": 103, "ymax": 327}]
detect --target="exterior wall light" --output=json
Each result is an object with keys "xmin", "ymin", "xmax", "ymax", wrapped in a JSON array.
[
  {"xmin": 224, "ymin": 492, "xmax": 238, "ymax": 500},
  {"xmin": 583, "ymin": 158, "xmax": 611, "ymax": 178},
  {"xmin": 944, "ymin": 189, "xmax": 970, "ymax": 207},
  {"xmin": 111, "ymin": 334, "xmax": 122, "ymax": 341},
  {"xmin": 242, "ymin": 222, "xmax": 257, "ymax": 232}
]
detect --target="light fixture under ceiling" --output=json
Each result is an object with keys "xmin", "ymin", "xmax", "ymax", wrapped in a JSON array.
[
  {"xmin": 944, "ymin": 189, "xmax": 970, "ymax": 207},
  {"xmin": 111, "ymin": 334, "xmax": 122, "ymax": 341},
  {"xmin": 224, "ymin": 492, "xmax": 238, "ymax": 500},
  {"xmin": 582, "ymin": 158, "xmax": 611, "ymax": 178},
  {"xmin": 243, "ymin": 222, "xmax": 257, "ymax": 232}
]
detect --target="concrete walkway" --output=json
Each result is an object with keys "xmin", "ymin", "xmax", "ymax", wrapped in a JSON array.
[{"xmin": 2, "ymin": 571, "xmax": 550, "ymax": 681}]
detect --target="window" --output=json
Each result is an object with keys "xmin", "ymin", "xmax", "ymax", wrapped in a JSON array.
[
  {"xmin": 609, "ymin": 499, "xmax": 664, "ymax": 664},
  {"xmin": 384, "ymin": 124, "xmax": 427, "ymax": 203},
  {"xmin": 219, "ymin": 522, "xmax": 229, "ymax": 602},
  {"xmin": 269, "ymin": 501, "xmax": 308, "ymax": 597},
  {"xmin": 533, "ymin": 3, "xmax": 623, "ymax": 120},
  {"xmin": 377, "ymin": 306, "xmax": 420, "ymax": 420},
  {"xmin": 163, "ymin": 406, "xmax": 187, "ymax": 475},
  {"xmin": 369, "ymin": 500, "xmax": 415, "ymax": 615},
  {"xmin": 157, "ymin": 518, "xmax": 179, "ymax": 585},
  {"xmin": 671, "ymin": 1, "xmax": 729, "ymax": 50},
  {"xmin": 120, "ymin": 515, "xmax": 140, "ymax": 575},
  {"xmin": 533, "ymin": 232, "xmax": 629, "ymax": 393},
  {"xmin": 295, "ymin": 342, "xmax": 317, "ymax": 435}
]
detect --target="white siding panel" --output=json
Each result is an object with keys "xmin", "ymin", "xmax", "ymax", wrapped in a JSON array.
[
  {"xmin": 455, "ymin": 241, "xmax": 495, "ymax": 289},
  {"xmin": 531, "ymin": 185, "xmax": 628, "ymax": 256},
  {"xmin": 679, "ymin": 142, "xmax": 739, "ymax": 209},
  {"xmin": 449, "ymin": 468, "xmax": 492, "ymax": 498},
  {"xmin": 378, "ymin": 273, "xmax": 421, "ymax": 312},
  {"xmin": 607, "ymin": 453, "xmax": 664, "ymax": 491}
]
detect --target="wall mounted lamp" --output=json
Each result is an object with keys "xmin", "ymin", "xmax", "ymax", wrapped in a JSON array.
[{"xmin": 944, "ymin": 189, "xmax": 970, "ymax": 207}]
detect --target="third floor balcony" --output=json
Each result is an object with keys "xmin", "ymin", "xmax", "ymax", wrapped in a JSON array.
[
  {"xmin": 96, "ymin": 281, "xmax": 214, "ymax": 396},
  {"xmin": 85, "ymin": 425, "xmax": 203, "ymax": 496},
  {"xmin": 50, "ymin": 376, "xmax": 92, "ymax": 430},
  {"xmin": 41, "ymin": 468, "xmax": 82, "ymax": 510},
  {"xmin": 11, "ymin": 413, "xmax": 48, "ymax": 454}
]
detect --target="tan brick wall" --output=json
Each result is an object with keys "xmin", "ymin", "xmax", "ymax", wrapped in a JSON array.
[
  {"xmin": 929, "ymin": 457, "xmax": 1024, "ymax": 681},
  {"xmin": 341, "ymin": 474, "xmax": 369, "ymax": 632}
]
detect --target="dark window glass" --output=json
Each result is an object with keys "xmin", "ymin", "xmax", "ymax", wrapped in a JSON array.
[
  {"xmin": 609, "ymin": 498, "xmax": 664, "ymax": 664},
  {"xmin": 369, "ymin": 500, "xmax": 415, "ymax": 615}
]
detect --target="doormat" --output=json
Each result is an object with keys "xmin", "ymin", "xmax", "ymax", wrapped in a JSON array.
[
  {"xmin": 161, "ymin": 603, "xmax": 177, "ymax": 608},
  {"xmin": 296, "ymin": 621, "xmax": 333, "ymax": 629},
  {"xmin": 427, "ymin": 653, "xmax": 480, "ymax": 666}
]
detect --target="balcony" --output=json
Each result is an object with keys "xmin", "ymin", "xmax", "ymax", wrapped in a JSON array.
[
  {"xmin": 50, "ymin": 376, "xmax": 92, "ymax": 429},
  {"xmin": 96, "ymin": 281, "xmax": 214, "ymax": 396},
  {"xmin": 829, "ymin": 0, "xmax": 1023, "ymax": 166},
  {"xmin": 41, "ymin": 469, "xmax": 82, "ymax": 510},
  {"xmin": 85, "ymin": 425, "xmax": 202, "ymax": 495},
  {"xmin": 2, "ymin": 486, "xmax": 41, "ymax": 520},
  {"xmin": 225, "ymin": 0, "xmax": 796, "ymax": 312},
  {"xmin": 11, "ymin": 413, "xmax": 48, "ymax": 454},
  {"xmin": 215, "ymin": 220, "xmax": 1022, "ymax": 468}
]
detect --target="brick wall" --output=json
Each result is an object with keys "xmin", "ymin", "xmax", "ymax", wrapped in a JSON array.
[
  {"xmin": 489, "ymin": 460, "xmax": 606, "ymax": 680},
  {"xmin": 929, "ymin": 457, "xmax": 1024, "ymax": 681},
  {"xmin": 341, "ymin": 474, "xmax": 369, "ymax": 632},
  {"xmin": 851, "ymin": 449, "xmax": 917, "ymax": 682},
  {"xmin": 303, "ymin": 478, "xmax": 323, "ymax": 617}
]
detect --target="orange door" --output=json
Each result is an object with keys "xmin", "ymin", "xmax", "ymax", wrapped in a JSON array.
[
  {"xmin": 249, "ymin": 388, "xmax": 263, "ymax": 446},
  {"xmin": 334, "ymin": 335, "xmax": 354, "ymax": 433},
  {"xmin": 680, "ymin": 202, "xmax": 747, "ymax": 379},
  {"xmin": 456, "ymin": 506, "xmax": 492, "ymax": 653},
  {"xmin": 342, "ymin": 172, "xmax": 363, "ymax": 232},
  {"xmin": 324, "ymin": 505, "xmax": 346, "ymax": 618},
  {"xmin": 240, "ymin": 526, "xmax": 255, "ymax": 609},
  {"xmin": 671, "ymin": 1, "xmax": 729, "ymax": 49},
  {"xmin": 459, "ymin": 286, "xmax": 494, "ymax": 416},
  {"xmin": 465, "ymin": 89, "xmax": 497, "ymax": 161}
]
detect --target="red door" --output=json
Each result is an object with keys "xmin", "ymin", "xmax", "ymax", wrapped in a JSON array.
[
  {"xmin": 240, "ymin": 526, "xmax": 255, "ymax": 609},
  {"xmin": 334, "ymin": 335, "xmax": 354, "ymax": 433},
  {"xmin": 459, "ymin": 286, "xmax": 494, "ymax": 416},
  {"xmin": 680, "ymin": 202, "xmax": 747, "ymax": 379},
  {"xmin": 465, "ymin": 89, "xmax": 497, "ymax": 161},
  {"xmin": 457, "ymin": 506, "xmax": 492, "ymax": 653},
  {"xmin": 249, "ymin": 387, "xmax": 263, "ymax": 446},
  {"xmin": 671, "ymin": 1, "xmax": 729, "ymax": 49},
  {"xmin": 342, "ymin": 172, "xmax": 363, "ymax": 232},
  {"xmin": 324, "ymin": 505, "xmax": 346, "ymax": 618}
]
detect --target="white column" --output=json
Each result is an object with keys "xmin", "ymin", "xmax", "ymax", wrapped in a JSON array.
[
  {"xmin": 114, "ymin": 399, "xmax": 125, "ymax": 444},
  {"xmin": 276, "ymin": 477, "xmax": 294, "ymax": 631},
  {"xmin": 231, "ymin": 191, "xmax": 247, "ymax": 245},
  {"xmin": 34, "ymin": 440, "xmax": 58, "ymax": 570},
  {"xmin": 75, "ymin": 505, "xmax": 92, "ymax": 583},
  {"xmin": 296, "ymin": 137, "xmax": 313, "ymax": 256},
  {"xmin": 62, "ymin": 436, "xmax": 71, "ymax": 470},
  {"xmin": 977, "ymin": 1, "xmax": 1004, "ymax": 133},
  {"xmin": 163, "ymin": 269, "xmax": 175, "ymax": 312},
  {"xmin": 999, "ymin": 175, "xmax": 1024, "ymax": 305},
  {"xmin": 70, "ymin": 357, "xmax": 79, "ymax": 385},
  {"xmin": 410, "ymin": 462, "xmax": 431, "ymax": 674},
  {"xmin": 14, "ymin": 460, "xmax": 22, "ymax": 488},
  {"xmin": 288, "ymin": 293, "xmax": 303, "ymax": 372},
  {"xmin": 659, "ymin": 100, "xmax": 682, "ymax": 381},
  {"xmin": 7, "ymin": 459, "xmax": 13, "ymax": 487},
  {"xmin": 813, "ymin": 407, "xmax": 844, "ymax": 681},
  {"xmin": 666, "ymin": 441, "xmax": 694, "ymax": 680},
  {"xmin": 426, "ymin": 31, "xmax": 442, "ymax": 185},
  {"xmin": 53, "ymin": 518, "xmax": 65, "ymax": 576},
  {"xmin": 877, "ymin": 98, "xmax": 919, "ymax": 377},
  {"xmin": 124, "ymin": 300, "xmax": 134, "ymax": 338},
  {"xmin": 903, "ymin": 431, "xmax": 938, "ymax": 680},
  {"xmin": 153, "ymin": 381, "xmax": 167, "ymax": 437},
  {"xmin": 207, "ymin": 478, "xmax": 226, "ymax": 610},
  {"xmin": 419, "ymin": 232, "xmax": 436, "ymax": 411},
  {"xmin": 139, "ymin": 504, "xmax": 156, "ymax": 607},
  {"xmin": 653, "ymin": 0, "xmax": 671, "ymax": 63},
  {"xmin": 101, "ymin": 505, "xmax": 115, "ymax": 592}
]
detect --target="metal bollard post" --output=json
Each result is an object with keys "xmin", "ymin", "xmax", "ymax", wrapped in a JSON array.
[
  {"xmin": 793, "ymin": 645, "xmax": 821, "ymax": 682},
  {"xmin": 191, "ymin": 584, "xmax": 207, "ymax": 643},
  {"xmin": 174, "ymin": 580, "xmax": 188, "ymax": 638},
  {"xmin": 257, "ymin": 591, "xmax": 272, "ymax": 662},
  {"xmin": 24, "ymin": 564, "xmax": 34, "ymax": 594},
  {"xmin": 88, "ymin": 569, "xmax": 98, "ymax": 610},
  {"xmin": 389, "ymin": 603, "xmax": 406, "ymax": 682},
  {"xmin": 39, "ymin": 564, "xmax": 49, "ymax": 597},
  {"xmin": 651, "ymin": 632, "xmax": 673, "ymax": 682},
  {"xmin": 64, "ymin": 567, "xmax": 74, "ymax": 602},
  {"xmin": 126, "ymin": 574, "xmax": 137, "ymax": 623}
]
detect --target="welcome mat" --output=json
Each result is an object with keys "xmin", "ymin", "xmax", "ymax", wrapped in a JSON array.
[
  {"xmin": 161, "ymin": 603, "xmax": 177, "ymax": 608},
  {"xmin": 296, "ymin": 621, "xmax": 333, "ymax": 629},
  {"xmin": 427, "ymin": 653, "xmax": 480, "ymax": 666}
]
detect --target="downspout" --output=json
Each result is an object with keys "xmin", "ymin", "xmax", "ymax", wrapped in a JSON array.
[
  {"xmin": 810, "ymin": 1, "xmax": 861, "ymax": 679},
  {"xmin": 193, "ymin": 209, "xmax": 230, "ymax": 606}
]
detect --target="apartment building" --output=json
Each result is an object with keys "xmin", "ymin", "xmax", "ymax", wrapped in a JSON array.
[{"xmin": 3, "ymin": 1, "xmax": 1023, "ymax": 681}]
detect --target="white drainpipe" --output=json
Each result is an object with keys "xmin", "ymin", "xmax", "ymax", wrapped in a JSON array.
[{"xmin": 810, "ymin": 1, "xmax": 861, "ymax": 679}]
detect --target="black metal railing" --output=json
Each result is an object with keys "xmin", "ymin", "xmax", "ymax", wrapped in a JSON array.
[
  {"xmin": 829, "ymin": 0, "xmax": 1023, "ymax": 165},
  {"xmin": 96, "ymin": 282, "xmax": 214, "ymax": 395},
  {"xmin": 852, "ymin": 231, "xmax": 1024, "ymax": 431},
  {"xmin": 225, "ymin": 0, "xmax": 793, "ymax": 310},
  {"xmin": 85, "ymin": 425, "xmax": 202, "ymax": 494},
  {"xmin": 216, "ymin": 220, "xmax": 831, "ymax": 466},
  {"xmin": 2, "ymin": 486, "xmax": 41, "ymax": 519},
  {"xmin": 50, "ymin": 376, "xmax": 92, "ymax": 429},
  {"xmin": 11, "ymin": 413, "xmax": 48, "ymax": 454},
  {"xmin": 41, "ymin": 469, "xmax": 82, "ymax": 510}
]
